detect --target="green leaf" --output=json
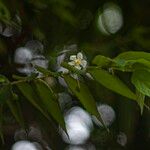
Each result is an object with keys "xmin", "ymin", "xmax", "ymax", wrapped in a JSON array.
[
  {"xmin": 113, "ymin": 59, "xmax": 150, "ymax": 72},
  {"xmin": 114, "ymin": 51, "xmax": 150, "ymax": 61},
  {"xmin": 0, "ymin": 76, "xmax": 24, "ymax": 127},
  {"xmin": 0, "ymin": 77, "xmax": 5, "ymax": 83},
  {"xmin": 7, "ymin": 97, "xmax": 24, "ymax": 127},
  {"xmin": 0, "ymin": 106, "xmax": 4, "ymax": 144},
  {"xmin": 34, "ymin": 79, "xmax": 66, "ymax": 131},
  {"xmin": 63, "ymin": 75, "xmax": 107, "ymax": 129},
  {"xmin": 131, "ymin": 69, "xmax": 150, "ymax": 97},
  {"xmin": 0, "ymin": 76, "xmax": 11, "ymax": 104},
  {"xmin": 131, "ymin": 59, "xmax": 150, "ymax": 70},
  {"xmin": 12, "ymin": 75, "xmax": 27, "ymax": 80},
  {"xmin": 113, "ymin": 51, "xmax": 150, "ymax": 72},
  {"xmin": 0, "ymin": 84, "xmax": 11, "ymax": 104},
  {"xmin": 0, "ymin": 1, "xmax": 11, "ymax": 22},
  {"xmin": 17, "ymin": 82, "xmax": 50, "ymax": 120},
  {"xmin": 88, "ymin": 68, "xmax": 136, "ymax": 100},
  {"xmin": 34, "ymin": 65, "xmax": 60, "ymax": 77},
  {"xmin": 53, "ymin": 7, "xmax": 76, "ymax": 25},
  {"xmin": 92, "ymin": 55, "xmax": 113, "ymax": 67},
  {"xmin": 33, "ymin": 27, "xmax": 45, "ymax": 40},
  {"xmin": 0, "ymin": 75, "xmax": 9, "ymax": 83},
  {"xmin": 13, "ymin": 73, "xmax": 38, "ymax": 81},
  {"xmin": 136, "ymin": 90, "xmax": 145, "ymax": 114},
  {"xmin": 0, "ymin": 126, "xmax": 4, "ymax": 144}
]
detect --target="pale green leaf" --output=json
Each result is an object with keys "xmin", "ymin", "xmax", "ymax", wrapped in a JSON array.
[
  {"xmin": 131, "ymin": 69, "xmax": 150, "ymax": 97},
  {"xmin": 113, "ymin": 59, "xmax": 150, "ymax": 72},
  {"xmin": 89, "ymin": 68, "xmax": 136, "ymax": 100},
  {"xmin": 126, "ymin": 59, "xmax": 150, "ymax": 70},
  {"xmin": 92, "ymin": 55, "xmax": 113, "ymax": 67},
  {"xmin": 136, "ymin": 90, "xmax": 145, "ymax": 114},
  {"xmin": 114, "ymin": 51, "xmax": 150, "ymax": 61}
]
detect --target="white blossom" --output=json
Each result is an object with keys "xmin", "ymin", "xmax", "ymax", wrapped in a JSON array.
[{"xmin": 68, "ymin": 52, "xmax": 87, "ymax": 70}]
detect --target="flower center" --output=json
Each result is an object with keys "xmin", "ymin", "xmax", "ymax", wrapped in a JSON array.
[{"xmin": 74, "ymin": 59, "xmax": 81, "ymax": 65}]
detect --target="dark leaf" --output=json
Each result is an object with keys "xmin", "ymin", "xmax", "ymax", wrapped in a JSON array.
[
  {"xmin": 34, "ymin": 79, "xmax": 66, "ymax": 132},
  {"xmin": 17, "ymin": 82, "xmax": 50, "ymax": 120},
  {"xmin": 64, "ymin": 75, "xmax": 107, "ymax": 129}
]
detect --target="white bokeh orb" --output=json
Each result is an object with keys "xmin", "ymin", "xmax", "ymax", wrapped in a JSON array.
[
  {"xmin": 11, "ymin": 141, "xmax": 37, "ymax": 150},
  {"xmin": 60, "ymin": 107, "xmax": 93, "ymax": 145},
  {"xmin": 25, "ymin": 40, "xmax": 44, "ymax": 54},
  {"xmin": 14, "ymin": 47, "xmax": 32, "ymax": 64},
  {"xmin": 31, "ymin": 55, "xmax": 49, "ymax": 69},
  {"xmin": 97, "ymin": 3, "xmax": 123, "ymax": 35},
  {"xmin": 93, "ymin": 104, "xmax": 116, "ymax": 127},
  {"xmin": 117, "ymin": 132, "xmax": 127, "ymax": 146}
]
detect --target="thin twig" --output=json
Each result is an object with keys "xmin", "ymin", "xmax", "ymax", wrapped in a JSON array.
[
  {"xmin": 11, "ymin": 79, "xmax": 28, "ymax": 85},
  {"xmin": 144, "ymin": 103, "xmax": 150, "ymax": 111}
]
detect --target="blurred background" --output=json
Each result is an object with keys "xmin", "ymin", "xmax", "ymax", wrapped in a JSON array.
[{"xmin": 0, "ymin": 0, "xmax": 150, "ymax": 149}]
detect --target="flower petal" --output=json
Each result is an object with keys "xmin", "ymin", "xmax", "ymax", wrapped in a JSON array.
[
  {"xmin": 81, "ymin": 60, "xmax": 87, "ymax": 68},
  {"xmin": 70, "ymin": 55, "xmax": 76, "ymax": 61},
  {"xmin": 75, "ymin": 65, "xmax": 81, "ymax": 70},
  {"xmin": 68, "ymin": 61, "xmax": 75, "ymax": 66},
  {"xmin": 77, "ymin": 52, "xmax": 83, "ymax": 59}
]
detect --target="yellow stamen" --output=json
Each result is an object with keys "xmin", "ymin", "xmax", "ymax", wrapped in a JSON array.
[{"xmin": 74, "ymin": 59, "xmax": 81, "ymax": 65}]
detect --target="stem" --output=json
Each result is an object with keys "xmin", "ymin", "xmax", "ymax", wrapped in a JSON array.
[
  {"xmin": 1, "ymin": 62, "xmax": 87, "ymax": 86},
  {"xmin": 11, "ymin": 74, "xmax": 52, "ymax": 86},
  {"xmin": 144, "ymin": 103, "xmax": 150, "ymax": 111},
  {"xmin": 34, "ymin": 65, "xmax": 61, "ymax": 77},
  {"xmin": 10, "ymin": 66, "xmax": 62, "ymax": 86},
  {"xmin": 11, "ymin": 79, "xmax": 28, "ymax": 85}
]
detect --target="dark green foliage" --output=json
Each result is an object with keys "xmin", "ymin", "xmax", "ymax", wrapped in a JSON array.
[
  {"xmin": 132, "ymin": 69, "xmax": 150, "ymax": 97},
  {"xmin": 89, "ymin": 68, "xmax": 136, "ymax": 100},
  {"xmin": 0, "ymin": 0, "xmax": 150, "ymax": 149},
  {"xmin": 63, "ymin": 74, "xmax": 107, "ymax": 129},
  {"xmin": 34, "ymin": 79, "xmax": 66, "ymax": 132}
]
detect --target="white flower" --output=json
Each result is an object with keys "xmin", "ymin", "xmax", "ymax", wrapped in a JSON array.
[{"xmin": 68, "ymin": 52, "xmax": 87, "ymax": 70}]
